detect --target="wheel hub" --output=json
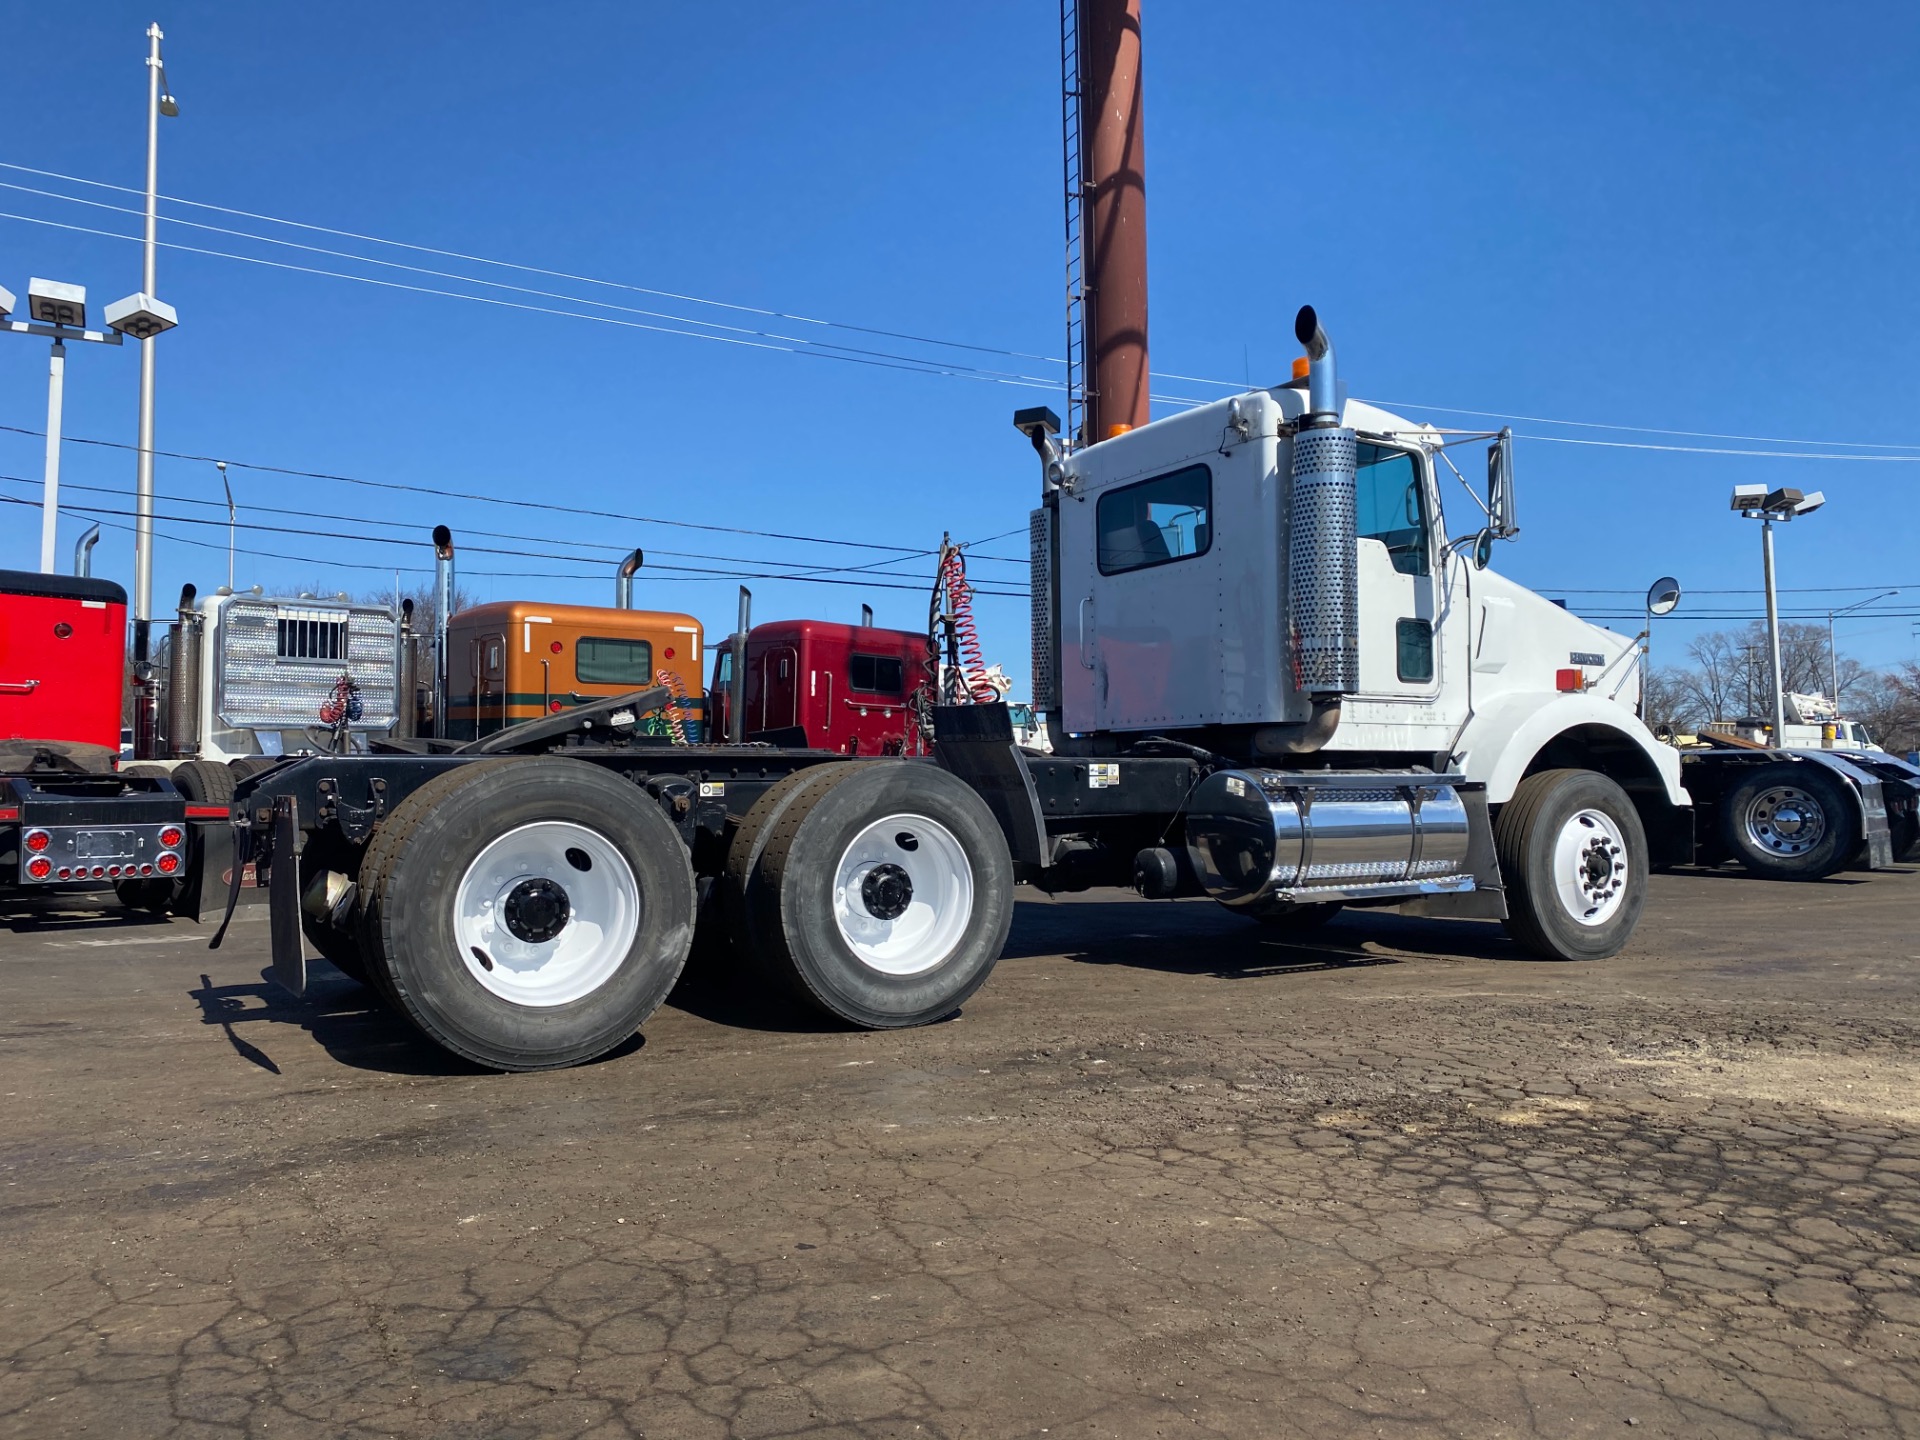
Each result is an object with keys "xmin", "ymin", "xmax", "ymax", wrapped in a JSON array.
[
  {"xmin": 1745, "ymin": 786, "xmax": 1825, "ymax": 856},
  {"xmin": 859, "ymin": 862, "xmax": 914, "ymax": 920},
  {"xmin": 502, "ymin": 877, "xmax": 571, "ymax": 943},
  {"xmin": 1552, "ymin": 808, "xmax": 1629, "ymax": 927}
]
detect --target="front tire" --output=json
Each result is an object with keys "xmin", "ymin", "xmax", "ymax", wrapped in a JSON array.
[
  {"xmin": 359, "ymin": 757, "xmax": 697, "ymax": 1071},
  {"xmin": 1495, "ymin": 769, "xmax": 1647, "ymax": 961},
  {"xmin": 746, "ymin": 762, "xmax": 1014, "ymax": 1028},
  {"xmin": 1719, "ymin": 762, "xmax": 1853, "ymax": 880}
]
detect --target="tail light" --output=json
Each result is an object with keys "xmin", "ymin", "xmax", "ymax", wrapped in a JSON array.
[
  {"xmin": 23, "ymin": 828, "xmax": 50, "ymax": 853},
  {"xmin": 89, "ymin": 865, "xmax": 105, "ymax": 879},
  {"xmin": 158, "ymin": 825, "xmax": 184, "ymax": 848},
  {"xmin": 107, "ymin": 865, "xmax": 121, "ymax": 877},
  {"xmin": 26, "ymin": 856, "xmax": 52, "ymax": 880},
  {"xmin": 156, "ymin": 851, "xmax": 181, "ymax": 875}
]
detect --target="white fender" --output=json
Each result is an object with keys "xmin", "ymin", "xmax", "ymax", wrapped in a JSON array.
[{"xmin": 1453, "ymin": 691, "xmax": 1690, "ymax": 808}]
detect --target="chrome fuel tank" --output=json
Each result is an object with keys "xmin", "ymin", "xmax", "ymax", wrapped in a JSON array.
[{"xmin": 1186, "ymin": 769, "xmax": 1473, "ymax": 908}]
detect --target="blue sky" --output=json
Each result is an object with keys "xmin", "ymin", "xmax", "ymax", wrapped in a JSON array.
[{"xmin": 3, "ymin": 1, "xmax": 1918, "ymax": 689}]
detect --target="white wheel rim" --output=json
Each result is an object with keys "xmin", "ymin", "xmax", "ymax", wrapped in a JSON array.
[
  {"xmin": 830, "ymin": 812, "xmax": 974, "ymax": 976},
  {"xmin": 453, "ymin": 821, "xmax": 639, "ymax": 1007},
  {"xmin": 1551, "ymin": 807, "xmax": 1629, "ymax": 927}
]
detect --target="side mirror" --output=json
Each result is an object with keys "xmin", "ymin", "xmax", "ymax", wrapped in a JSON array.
[
  {"xmin": 1473, "ymin": 530, "xmax": 1495, "ymax": 570},
  {"xmin": 1646, "ymin": 576, "xmax": 1681, "ymax": 616},
  {"xmin": 1486, "ymin": 428, "xmax": 1518, "ymax": 539}
]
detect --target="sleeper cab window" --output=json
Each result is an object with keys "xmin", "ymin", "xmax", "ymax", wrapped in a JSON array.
[
  {"xmin": 576, "ymin": 636, "xmax": 654, "ymax": 686},
  {"xmin": 1096, "ymin": 464, "xmax": 1212, "ymax": 576},
  {"xmin": 850, "ymin": 653, "xmax": 905, "ymax": 695}
]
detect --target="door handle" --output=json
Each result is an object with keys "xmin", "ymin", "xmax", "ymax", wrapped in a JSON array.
[
  {"xmin": 1078, "ymin": 598, "xmax": 1095, "ymax": 669},
  {"xmin": 0, "ymin": 679, "xmax": 39, "ymax": 694}
]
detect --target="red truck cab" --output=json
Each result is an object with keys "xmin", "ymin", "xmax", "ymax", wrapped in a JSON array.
[
  {"xmin": 0, "ymin": 569, "xmax": 189, "ymax": 898},
  {"xmin": 710, "ymin": 620, "xmax": 932, "ymax": 755},
  {"xmin": 0, "ymin": 569, "xmax": 129, "ymax": 761}
]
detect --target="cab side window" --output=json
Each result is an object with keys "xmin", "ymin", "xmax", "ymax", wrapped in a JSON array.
[
  {"xmin": 1096, "ymin": 464, "xmax": 1212, "ymax": 575},
  {"xmin": 1355, "ymin": 444, "xmax": 1430, "ymax": 577}
]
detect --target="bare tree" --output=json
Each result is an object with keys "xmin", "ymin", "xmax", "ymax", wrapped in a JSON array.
[
  {"xmin": 1641, "ymin": 666, "xmax": 1699, "ymax": 735},
  {"xmin": 1678, "ymin": 630, "xmax": 1746, "ymax": 722}
]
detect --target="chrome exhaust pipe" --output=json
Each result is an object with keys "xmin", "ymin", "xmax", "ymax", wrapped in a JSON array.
[
  {"xmin": 1295, "ymin": 304, "xmax": 1338, "ymax": 421},
  {"xmin": 615, "ymin": 548, "xmax": 644, "ymax": 609},
  {"xmin": 432, "ymin": 525, "xmax": 455, "ymax": 740},
  {"xmin": 1287, "ymin": 304, "xmax": 1359, "ymax": 701},
  {"xmin": 72, "ymin": 524, "xmax": 100, "ymax": 577}
]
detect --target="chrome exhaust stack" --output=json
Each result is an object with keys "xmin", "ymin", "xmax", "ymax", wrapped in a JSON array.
[
  {"xmin": 615, "ymin": 548, "xmax": 644, "ymax": 609},
  {"xmin": 1286, "ymin": 304, "xmax": 1359, "ymax": 699},
  {"xmin": 432, "ymin": 525, "xmax": 455, "ymax": 740},
  {"xmin": 72, "ymin": 524, "xmax": 100, "ymax": 577}
]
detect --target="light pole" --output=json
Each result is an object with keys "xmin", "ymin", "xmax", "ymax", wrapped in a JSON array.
[
  {"xmin": 1826, "ymin": 590, "xmax": 1898, "ymax": 706},
  {"xmin": 1731, "ymin": 484, "xmax": 1825, "ymax": 746},
  {"xmin": 0, "ymin": 281, "xmax": 158, "ymax": 572},
  {"xmin": 128, "ymin": 21, "xmax": 181, "ymax": 758}
]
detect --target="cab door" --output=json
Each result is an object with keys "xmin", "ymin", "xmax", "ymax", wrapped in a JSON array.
[
  {"xmin": 759, "ymin": 645, "xmax": 797, "ymax": 731},
  {"xmin": 1350, "ymin": 444, "xmax": 1465, "ymax": 730},
  {"xmin": 476, "ymin": 631, "xmax": 508, "ymax": 735}
]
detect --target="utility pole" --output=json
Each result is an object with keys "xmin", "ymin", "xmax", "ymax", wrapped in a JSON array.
[{"xmin": 1077, "ymin": 0, "xmax": 1149, "ymax": 442}]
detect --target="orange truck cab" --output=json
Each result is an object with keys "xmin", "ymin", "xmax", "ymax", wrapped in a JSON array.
[
  {"xmin": 709, "ymin": 620, "xmax": 932, "ymax": 755},
  {"xmin": 446, "ymin": 601, "xmax": 705, "ymax": 742}
]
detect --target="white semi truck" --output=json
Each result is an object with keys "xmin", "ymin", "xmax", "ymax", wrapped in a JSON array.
[{"xmin": 195, "ymin": 304, "xmax": 1920, "ymax": 1074}]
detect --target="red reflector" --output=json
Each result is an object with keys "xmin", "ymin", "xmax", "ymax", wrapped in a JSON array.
[
  {"xmin": 664, "ymin": 646, "xmax": 675, "ymax": 661},
  {"xmin": 27, "ymin": 857, "xmax": 52, "ymax": 880},
  {"xmin": 1555, "ymin": 668, "xmax": 1585, "ymax": 693},
  {"xmin": 184, "ymin": 805, "xmax": 229, "ymax": 820},
  {"xmin": 550, "ymin": 701, "xmax": 562, "ymax": 713},
  {"xmin": 158, "ymin": 825, "xmax": 185, "ymax": 848},
  {"xmin": 0, "ymin": 807, "xmax": 18, "ymax": 823},
  {"xmin": 23, "ymin": 828, "xmax": 50, "ymax": 853},
  {"xmin": 156, "ymin": 851, "xmax": 181, "ymax": 874},
  {"xmin": 57, "ymin": 867, "xmax": 71, "ymax": 879},
  {"xmin": 140, "ymin": 863, "xmax": 153, "ymax": 875},
  {"xmin": 107, "ymin": 865, "xmax": 121, "ymax": 877},
  {"xmin": 90, "ymin": 866, "xmax": 105, "ymax": 878}
]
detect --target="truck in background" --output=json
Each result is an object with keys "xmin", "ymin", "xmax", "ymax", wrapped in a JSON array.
[
  {"xmin": 0, "ymin": 568, "xmax": 189, "ymax": 902},
  {"xmin": 447, "ymin": 601, "xmax": 704, "ymax": 743},
  {"xmin": 709, "ymin": 616, "xmax": 932, "ymax": 754}
]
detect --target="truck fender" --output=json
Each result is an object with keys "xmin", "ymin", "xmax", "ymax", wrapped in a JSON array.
[
  {"xmin": 1453, "ymin": 692, "xmax": 1690, "ymax": 810},
  {"xmin": 1785, "ymin": 749, "xmax": 1896, "ymax": 868}
]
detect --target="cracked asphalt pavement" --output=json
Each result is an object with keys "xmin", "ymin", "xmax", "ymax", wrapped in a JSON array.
[{"xmin": 3, "ymin": 866, "xmax": 1919, "ymax": 1438}]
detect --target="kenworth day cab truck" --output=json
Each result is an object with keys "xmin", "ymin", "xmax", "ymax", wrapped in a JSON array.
[{"xmin": 210, "ymin": 305, "xmax": 1867, "ymax": 1074}]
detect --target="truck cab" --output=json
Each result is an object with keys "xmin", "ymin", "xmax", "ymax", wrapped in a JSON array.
[
  {"xmin": 1039, "ymin": 359, "xmax": 1688, "ymax": 842},
  {"xmin": 448, "ymin": 601, "xmax": 704, "ymax": 742},
  {"xmin": 710, "ymin": 620, "xmax": 932, "ymax": 753}
]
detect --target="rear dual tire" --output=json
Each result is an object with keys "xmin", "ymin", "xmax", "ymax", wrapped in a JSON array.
[
  {"xmin": 735, "ymin": 761, "xmax": 1015, "ymax": 1028},
  {"xmin": 357, "ymin": 757, "xmax": 697, "ymax": 1071}
]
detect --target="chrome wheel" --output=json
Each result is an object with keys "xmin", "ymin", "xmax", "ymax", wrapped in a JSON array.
[
  {"xmin": 1741, "ymin": 785, "xmax": 1826, "ymax": 858},
  {"xmin": 1552, "ymin": 807, "xmax": 1628, "ymax": 927},
  {"xmin": 830, "ymin": 813, "xmax": 974, "ymax": 976},
  {"xmin": 453, "ymin": 821, "xmax": 639, "ymax": 1006}
]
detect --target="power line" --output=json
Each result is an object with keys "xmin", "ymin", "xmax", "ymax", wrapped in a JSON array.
[
  {"xmin": 0, "ymin": 421, "xmax": 1028, "ymax": 562},
  {"xmin": 0, "ymin": 477, "xmax": 1027, "ymax": 597},
  {"xmin": 0, "ymin": 207, "xmax": 1212, "ymax": 408}
]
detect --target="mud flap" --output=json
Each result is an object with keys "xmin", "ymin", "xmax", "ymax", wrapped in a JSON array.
[
  {"xmin": 176, "ymin": 815, "xmax": 234, "ymax": 923},
  {"xmin": 931, "ymin": 703, "xmax": 1048, "ymax": 868},
  {"xmin": 267, "ymin": 795, "xmax": 309, "ymax": 997}
]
